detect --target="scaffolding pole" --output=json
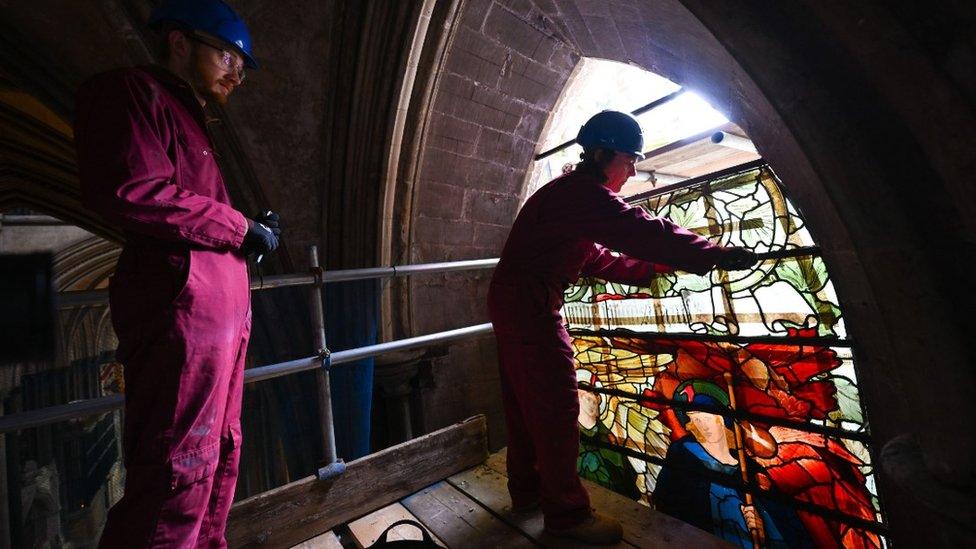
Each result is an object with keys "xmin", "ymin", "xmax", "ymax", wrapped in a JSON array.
[{"xmin": 308, "ymin": 245, "xmax": 339, "ymax": 466}]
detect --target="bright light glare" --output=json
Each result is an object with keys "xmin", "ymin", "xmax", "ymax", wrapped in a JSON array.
[
  {"xmin": 637, "ymin": 92, "xmax": 729, "ymax": 151},
  {"xmin": 523, "ymin": 59, "xmax": 731, "ymax": 201},
  {"xmin": 537, "ymin": 59, "xmax": 681, "ymax": 152}
]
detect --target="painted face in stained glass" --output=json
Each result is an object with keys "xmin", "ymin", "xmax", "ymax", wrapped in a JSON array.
[{"xmin": 687, "ymin": 412, "xmax": 726, "ymax": 444}]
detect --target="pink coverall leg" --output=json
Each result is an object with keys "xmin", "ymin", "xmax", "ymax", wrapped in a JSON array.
[
  {"xmin": 488, "ymin": 279, "xmax": 591, "ymax": 530},
  {"xmin": 197, "ymin": 319, "xmax": 249, "ymax": 548},
  {"xmin": 498, "ymin": 361, "xmax": 540, "ymax": 506},
  {"xmin": 495, "ymin": 328, "xmax": 591, "ymax": 530}
]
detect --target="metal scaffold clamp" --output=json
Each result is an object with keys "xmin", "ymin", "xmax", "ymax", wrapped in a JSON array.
[
  {"xmin": 311, "ymin": 264, "xmax": 324, "ymax": 286},
  {"xmin": 316, "ymin": 458, "xmax": 346, "ymax": 481},
  {"xmin": 318, "ymin": 346, "xmax": 332, "ymax": 372}
]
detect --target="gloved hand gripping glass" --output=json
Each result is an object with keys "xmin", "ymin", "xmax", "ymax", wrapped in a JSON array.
[{"xmin": 241, "ymin": 211, "xmax": 281, "ymax": 262}]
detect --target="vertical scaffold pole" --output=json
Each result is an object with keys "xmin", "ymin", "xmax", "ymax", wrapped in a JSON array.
[{"xmin": 309, "ymin": 245, "xmax": 338, "ymax": 466}]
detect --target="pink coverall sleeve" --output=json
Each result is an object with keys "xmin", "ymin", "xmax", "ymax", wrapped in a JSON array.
[
  {"xmin": 580, "ymin": 244, "xmax": 672, "ymax": 285},
  {"xmin": 75, "ymin": 72, "xmax": 248, "ymax": 250},
  {"xmin": 572, "ymin": 184, "xmax": 724, "ymax": 275}
]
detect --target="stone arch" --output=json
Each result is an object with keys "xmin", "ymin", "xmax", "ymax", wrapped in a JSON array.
[{"xmin": 393, "ymin": 0, "xmax": 975, "ymax": 542}]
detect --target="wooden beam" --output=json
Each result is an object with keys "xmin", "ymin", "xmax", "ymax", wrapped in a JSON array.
[{"xmin": 227, "ymin": 415, "xmax": 488, "ymax": 548}]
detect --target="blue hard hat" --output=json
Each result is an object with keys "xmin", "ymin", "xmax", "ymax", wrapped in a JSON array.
[
  {"xmin": 149, "ymin": 0, "xmax": 258, "ymax": 69},
  {"xmin": 576, "ymin": 110, "xmax": 645, "ymax": 159}
]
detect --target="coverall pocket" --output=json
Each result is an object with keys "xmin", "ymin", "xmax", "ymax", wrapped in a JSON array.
[
  {"xmin": 227, "ymin": 422, "xmax": 242, "ymax": 450},
  {"xmin": 169, "ymin": 440, "xmax": 219, "ymax": 490},
  {"xmin": 109, "ymin": 244, "xmax": 193, "ymax": 333},
  {"xmin": 169, "ymin": 248, "xmax": 194, "ymax": 307}
]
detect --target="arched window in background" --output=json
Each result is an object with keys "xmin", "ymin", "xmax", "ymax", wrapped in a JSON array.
[{"xmin": 531, "ymin": 59, "xmax": 887, "ymax": 548}]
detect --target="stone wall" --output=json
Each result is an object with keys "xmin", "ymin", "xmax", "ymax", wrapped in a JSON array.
[{"xmin": 404, "ymin": 0, "xmax": 580, "ymax": 447}]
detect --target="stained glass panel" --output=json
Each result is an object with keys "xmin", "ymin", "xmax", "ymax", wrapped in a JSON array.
[
  {"xmin": 565, "ymin": 165, "xmax": 885, "ymax": 547},
  {"xmin": 565, "ymin": 166, "xmax": 844, "ymax": 338}
]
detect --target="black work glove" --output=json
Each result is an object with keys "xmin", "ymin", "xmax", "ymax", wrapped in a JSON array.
[
  {"xmin": 715, "ymin": 246, "xmax": 758, "ymax": 271},
  {"xmin": 255, "ymin": 211, "xmax": 281, "ymax": 233},
  {"xmin": 241, "ymin": 213, "xmax": 281, "ymax": 257}
]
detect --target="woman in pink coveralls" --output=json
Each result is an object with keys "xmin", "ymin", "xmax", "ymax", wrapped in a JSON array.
[{"xmin": 488, "ymin": 110, "xmax": 757, "ymax": 545}]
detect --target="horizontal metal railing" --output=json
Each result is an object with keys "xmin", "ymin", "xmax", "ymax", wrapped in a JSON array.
[
  {"xmin": 2, "ymin": 253, "xmax": 499, "ymax": 434},
  {"xmin": 0, "ymin": 322, "xmax": 494, "ymax": 434},
  {"xmin": 243, "ymin": 323, "xmax": 494, "ymax": 384},
  {"xmin": 3, "ymin": 244, "xmax": 831, "ymax": 434},
  {"xmin": 58, "ymin": 257, "xmax": 500, "ymax": 308}
]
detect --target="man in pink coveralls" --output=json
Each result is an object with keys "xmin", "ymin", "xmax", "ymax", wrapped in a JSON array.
[
  {"xmin": 488, "ymin": 110, "xmax": 757, "ymax": 545},
  {"xmin": 74, "ymin": 1, "xmax": 281, "ymax": 546}
]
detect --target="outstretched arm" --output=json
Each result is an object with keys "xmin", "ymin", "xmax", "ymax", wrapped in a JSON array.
[
  {"xmin": 580, "ymin": 244, "xmax": 674, "ymax": 285},
  {"xmin": 570, "ymin": 184, "xmax": 758, "ymax": 274},
  {"xmin": 571, "ymin": 184, "xmax": 725, "ymax": 275}
]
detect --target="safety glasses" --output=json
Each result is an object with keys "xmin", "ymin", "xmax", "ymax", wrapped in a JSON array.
[{"xmin": 186, "ymin": 32, "xmax": 246, "ymax": 83}]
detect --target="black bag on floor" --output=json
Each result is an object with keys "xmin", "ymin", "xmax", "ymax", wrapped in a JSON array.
[{"xmin": 368, "ymin": 519, "xmax": 440, "ymax": 548}]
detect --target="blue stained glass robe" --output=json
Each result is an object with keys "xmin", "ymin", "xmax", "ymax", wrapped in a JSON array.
[{"xmin": 653, "ymin": 435, "xmax": 812, "ymax": 548}]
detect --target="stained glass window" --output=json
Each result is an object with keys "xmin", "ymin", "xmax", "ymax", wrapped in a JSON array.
[{"xmin": 567, "ymin": 163, "xmax": 886, "ymax": 547}]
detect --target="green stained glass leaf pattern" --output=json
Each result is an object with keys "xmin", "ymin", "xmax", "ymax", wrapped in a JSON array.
[
  {"xmin": 774, "ymin": 257, "xmax": 827, "ymax": 294},
  {"xmin": 664, "ymin": 199, "xmax": 708, "ymax": 232},
  {"xmin": 647, "ymin": 273, "xmax": 675, "ymax": 295},
  {"xmin": 832, "ymin": 376, "xmax": 865, "ymax": 425},
  {"xmin": 671, "ymin": 272, "xmax": 711, "ymax": 294}
]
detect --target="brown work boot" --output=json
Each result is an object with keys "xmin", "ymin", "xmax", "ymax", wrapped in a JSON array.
[{"xmin": 545, "ymin": 512, "xmax": 623, "ymax": 545}]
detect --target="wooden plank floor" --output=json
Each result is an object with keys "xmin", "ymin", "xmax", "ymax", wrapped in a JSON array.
[
  {"xmin": 288, "ymin": 448, "xmax": 731, "ymax": 549},
  {"xmin": 347, "ymin": 503, "xmax": 444, "ymax": 547},
  {"xmin": 288, "ymin": 530, "xmax": 343, "ymax": 549}
]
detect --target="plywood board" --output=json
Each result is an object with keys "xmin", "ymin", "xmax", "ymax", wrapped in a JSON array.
[{"xmin": 228, "ymin": 415, "xmax": 488, "ymax": 548}]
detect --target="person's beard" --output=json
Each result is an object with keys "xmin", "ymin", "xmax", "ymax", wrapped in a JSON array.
[{"xmin": 188, "ymin": 48, "xmax": 232, "ymax": 106}]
